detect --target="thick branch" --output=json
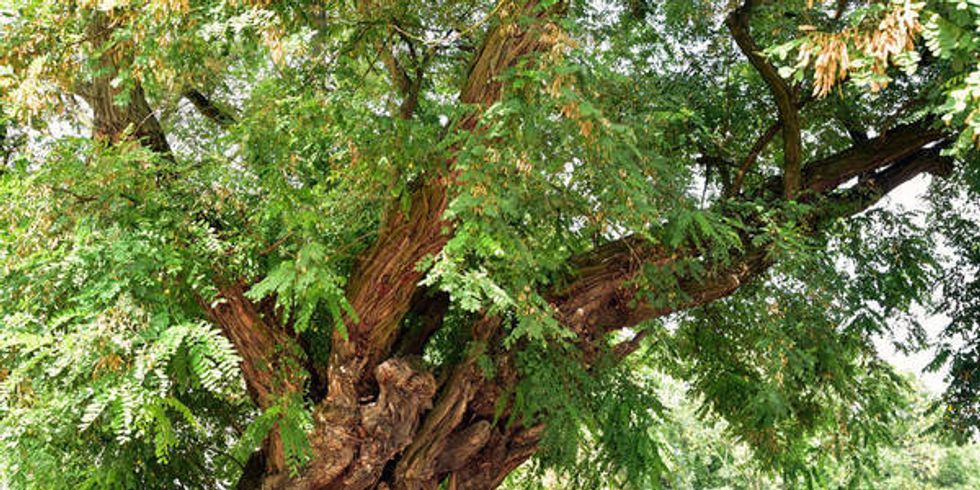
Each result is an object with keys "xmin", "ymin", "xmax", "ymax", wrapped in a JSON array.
[
  {"xmin": 394, "ymin": 317, "xmax": 501, "ymax": 489},
  {"xmin": 802, "ymin": 122, "xmax": 943, "ymax": 192},
  {"xmin": 76, "ymin": 73, "xmax": 171, "ymax": 157},
  {"xmin": 459, "ymin": 0, "xmax": 564, "ymax": 109},
  {"xmin": 284, "ymin": 3, "xmax": 568, "ymax": 488},
  {"xmin": 730, "ymin": 95, "xmax": 813, "ymax": 197},
  {"xmin": 183, "ymin": 88, "xmax": 236, "ymax": 127},
  {"xmin": 820, "ymin": 145, "xmax": 952, "ymax": 219},
  {"xmin": 552, "ymin": 123, "xmax": 953, "ymax": 347},
  {"xmin": 73, "ymin": 17, "xmax": 171, "ymax": 156},
  {"xmin": 727, "ymin": 1, "xmax": 802, "ymax": 199},
  {"xmin": 551, "ymin": 239, "xmax": 772, "ymax": 340},
  {"xmin": 327, "ymin": 0, "xmax": 567, "ymax": 395},
  {"xmin": 201, "ymin": 283, "xmax": 305, "ymax": 475}
]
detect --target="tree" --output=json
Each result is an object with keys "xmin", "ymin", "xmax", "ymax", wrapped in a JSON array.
[
  {"xmin": 0, "ymin": 0, "xmax": 978, "ymax": 488},
  {"xmin": 502, "ymin": 373, "xmax": 980, "ymax": 489},
  {"xmin": 504, "ymin": 373, "xmax": 980, "ymax": 490}
]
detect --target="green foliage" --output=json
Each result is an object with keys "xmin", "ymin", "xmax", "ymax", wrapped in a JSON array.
[
  {"xmin": 505, "ymin": 343, "xmax": 667, "ymax": 489},
  {"xmin": 0, "ymin": 298, "xmax": 247, "ymax": 488},
  {"xmin": 921, "ymin": 0, "xmax": 980, "ymax": 152},
  {"xmin": 228, "ymin": 392, "xmax": 313, "ymax": 477},
  {"xmin": 0, "ymin": 0, "xmax": 978, "ymax": 488},
  {"xmin": 246, "ymin": 242, "xmax": 354, "ymax": 336},
  {"xmin": 652, "ymin": 374, "xmax": 980, "ymax": 490}
]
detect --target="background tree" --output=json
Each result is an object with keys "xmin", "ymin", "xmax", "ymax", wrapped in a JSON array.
[
  {"xmin": 501, "ymin": 374, "xmax": 980, "ymax": 489},
  {"xmin": 0, "ymin": 0, "xmax": 979, "ymax": 489}
]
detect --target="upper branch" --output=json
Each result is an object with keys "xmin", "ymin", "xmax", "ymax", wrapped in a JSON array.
[
  {"xmin": 802, "ymin": 121, "xmax": 943, "ymax": 192},
  {"xmin": 460, "ymin": 0, "xmax": 565, "ymax": 109},
  {"xmin": 357, "ymin": 3, "xmax": 426, "ymax": 119},
  {"xmin": 729, "ymin": 119, "xmax": 781, "ymax": 196},
  {"xmin": 727, "ymin": 0, "xmax": 803, "ymax": 199},
  {"xmin": 183, "ymin": 88, "xmax": 236, "ymax": 127},
  {"xmin": 552, "ymin": 123, "xmax": 954, "ymax": 345},
  {"xmin": 326, "ymin": 0, "xmax": 568, "ymax": 394}
]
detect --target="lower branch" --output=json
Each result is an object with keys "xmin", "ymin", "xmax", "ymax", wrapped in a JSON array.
[{"xmin": 202, "ymin": 283, "xmax": 305, "ymax": 476}]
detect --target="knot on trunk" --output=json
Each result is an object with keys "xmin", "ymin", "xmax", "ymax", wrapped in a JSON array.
[
  {"xmin": 373, "ymin": 359, "xmax": 437, "ymax": 403},
  {"xmin": 334, "ymin": 359, "xmax": 436, "ymax": 490}
]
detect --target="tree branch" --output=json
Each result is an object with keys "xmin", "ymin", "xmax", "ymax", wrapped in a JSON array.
[
  {"xmin": 729, "ymin": 119, "xmax": 781, "ymax": 196},
  {"xmin": 802, "ymin": 121, "xmax": 943, "ymax": 192},
  {"xmin": 429, "ymin": 120, "xmax": 956, "ymax": 489},
  {"xmin": 183, "ymin": 88, "xmax": 236, "ymax": 128},
  {"xmin": 200, "ymin": 282, "xmax": 306, "ymax": 475},
  {"xmin": 552, "ymin": 124, "xmax": 953, "ymax": 347},
  {"xmin": 729, "ymin": 94, "xmax": 813, "ymax": 197},
  {"xmin": 356, "ymin": 3, "xmax": 426, "ymax": 120},
  {"xmin": 727, "ymin": 1, "xmax": 803, "ymax": 199},
  {"xmin": 820, "ymin": 144, "xmax": 953, "ymax": 218}
]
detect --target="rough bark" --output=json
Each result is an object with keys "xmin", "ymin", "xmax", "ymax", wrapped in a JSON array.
[
  {"xmin": 270, "ymin": 2, "xmax": 570, "ymax": 488},
  {"xmin": 201, "ymin": 283, "xmax": 306, "ymax": 477},
  {"xmin": 392, "ymin": 317, "xmax": 500, "ymax": 490}
]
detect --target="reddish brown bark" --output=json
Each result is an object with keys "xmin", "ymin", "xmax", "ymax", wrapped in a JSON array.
[
  {"xmin": 272, "ymin": 3, "xmax": 571, "ymax": 488},
  {"xmin": 201, "ymin": 283, "xmax": 306, "ymax": 477}
]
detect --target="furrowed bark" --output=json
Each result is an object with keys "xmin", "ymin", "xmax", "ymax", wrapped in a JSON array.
[
  {"xmin": 802, "ymin": 122, "xmax": 943, "ymax": 192},
  {"xmin": 393, "ymin": 317, "xmax": 501, "ymax": 489},
  {"xmin": 277, "ymin": 2, "xmax": 568, "ymax": 488},
  {"xmin": 448, "ymin": 424, "xmax": 544, "ymax": 490},
  {"xmin": 80, "ymin": 81, "xmax": 173, "ymax": 156}
]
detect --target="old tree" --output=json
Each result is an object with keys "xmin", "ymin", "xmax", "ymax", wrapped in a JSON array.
[{"xmin": 1, "ymin": 0, "xmax": 980, "ymax": 488}]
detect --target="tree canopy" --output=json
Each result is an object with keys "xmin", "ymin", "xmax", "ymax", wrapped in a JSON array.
[{"xmin": 0, "ymin": 0, "xmax": 979, "ymax": 489}]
